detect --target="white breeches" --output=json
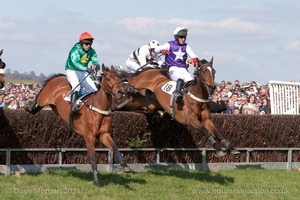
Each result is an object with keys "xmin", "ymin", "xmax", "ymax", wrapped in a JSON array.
[
  {"xmin": 124, "ymin": 58, "xmax": 141, "ymax": 73},
  {"xmin": 66, "ymin": 69, "xmax": 98, "ymax": 92},
  {"xmin": 169, "ymin": 66, "xmax": 194, "ymax": 82}
]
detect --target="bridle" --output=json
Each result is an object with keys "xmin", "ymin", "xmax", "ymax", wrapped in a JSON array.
[
  {"xmin": 100, "ymin": 72, "xmax": 123, "ymax": 98},
  {"xmin": 186, "ymin": 61, "xmax": 216, "ymax": 101}
]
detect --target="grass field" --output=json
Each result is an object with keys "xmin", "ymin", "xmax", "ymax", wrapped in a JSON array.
[{"xmin": 0, "ymin": 168, "xmax": 299, "ymax": 200}]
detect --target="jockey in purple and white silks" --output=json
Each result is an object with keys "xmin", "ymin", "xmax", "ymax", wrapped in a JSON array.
[
  {"xmin": 155, "ymin": 27, "xmax": 198, "ymax": 104},
  {"xmin": 123, "ymin": 40, "xmax": 164, "ymax": 73}
]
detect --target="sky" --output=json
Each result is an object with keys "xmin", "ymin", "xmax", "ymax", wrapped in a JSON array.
[{"xmin": 1, "ymin": 0, "xmax": 300, "ymax": 85}]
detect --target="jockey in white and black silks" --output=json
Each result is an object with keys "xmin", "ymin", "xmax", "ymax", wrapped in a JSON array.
[
  {"xmin": 123, "ymin": 40, "xmax": 164, "ymax": 73},
  {"xmin": 65, "ymin": 32, "xmax": 100, "ymax": 113},
  {"xmin": 155, "ymin": 27, "xmax": 198, "ymax": 104}
]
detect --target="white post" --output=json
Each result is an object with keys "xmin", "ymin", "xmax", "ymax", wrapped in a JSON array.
[{"xmin": 268, "ymin": 80, "xmax": 300, "ymax": 114}]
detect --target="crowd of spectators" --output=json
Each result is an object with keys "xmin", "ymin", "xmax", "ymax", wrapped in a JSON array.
[
  {"xmin": 0, "ymin": 82, "xmax": 41, "ymax": 110},
  {"xmin": 209, "ymin": 79, "xmax": 271, "ymax": 114},
  {"xmin": 0, "ymin": 79, "xmax": 271, "ymax": 114}
]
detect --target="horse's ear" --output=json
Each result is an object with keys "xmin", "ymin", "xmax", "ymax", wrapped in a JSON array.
[
  {"xmin": 210, "ymin": 56, "xmax": 214, "ymax": 64},
  {"xmin": 110, "ymin": 65, "xmax": 115, "ymax": 72},
  {"xmin": 102, "ymin": 63, "xmax": 108, "ymax": 73},
  {"xmin": 0, "ymin": 49, "xmax": 3, "ymax": 56}
]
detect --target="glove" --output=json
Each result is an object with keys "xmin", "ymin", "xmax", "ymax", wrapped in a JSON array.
[
  {"xmin": 191, "ymin": 58, "xmax": 198, "ymax": 64},
  {"xmin": 161, "ymin": 50, "xmax": 169, "ymax": 55}
]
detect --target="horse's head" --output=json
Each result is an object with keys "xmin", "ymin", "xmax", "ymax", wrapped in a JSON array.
[
  {"xmin": 194, "ymin": 57, "xmax": 216, "ymax": 95},
  {"xmin": 101, "ymin": 64, "xmax": 124, "ymax": 99},
  {"xmin": 0, "ymin": 49, "xmax": 6, "ymax": 89}
]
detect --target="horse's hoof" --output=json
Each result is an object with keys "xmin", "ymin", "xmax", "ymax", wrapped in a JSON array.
[
  {"xmin": 230, "ymin": 149, "xmax": 240, "ymax": 155},
  {"xmin": 216, "ymin": 150, "xmax": 227, "ymax": 157},
  {"xmin": 93, "ymin": 181, "xmax": 100, "ymax": 187}
]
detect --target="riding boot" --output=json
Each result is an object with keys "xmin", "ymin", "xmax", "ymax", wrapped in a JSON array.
[
  {"xmin": 71, "ymin": 91, "xmax": 80, "ymax": 114},
  {"xmin": 174, "ymin": 79, "xmax": 184, "ymax": 104}
]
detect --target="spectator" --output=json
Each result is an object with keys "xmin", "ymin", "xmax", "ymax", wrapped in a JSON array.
[
  {"xmin": 224, "ymin": 98, "xmax": 235, "ymax": 114},
  {"xmin": 226, "ymin": 81, "xmax": 234, "ymax": 93},
  {"xmin": 214, "ymin": 84, "xmax": 223, "ymax": 96},
  {"xmin": 233, "ymin": 107, "xmax": 240, "ymax": 114},
  {"xmin": 209, "ymin": 94, "xmax": 227, "ymax": 113},
  {"xmin": 230, "ymin": 93, "xmax": 239, "ymax": 108},
  {"xmin": 261, "ymin": 99, "xmax": 271, "ymax": 114},
  {"xmin": 242, "ymin": 94, "xmax": 260, "ymax": 114},
  {"xmin": 238, "ymin": 95, "xmax": 247, "ymax": 114},
  {"xmin": 7, "ymin": 97, "xmax": 18, "ymax": 109},
  {"xmin": 256, "ymin": 99, "xmax": 264, "ymax": 114},
  {"xmin": 0, "ymin": 96, "xmax": 4, "ymax": 107},
  {"xmin": 234, "ymin": 80, "xmax": 240, "ymax": 88},
  {"xmin": 220, "ymin": 80, "xmax": 226, "ymax": 89},
  {"xmin": 2, "ymin": 95, "xmax": 11, "ymax": 109}
]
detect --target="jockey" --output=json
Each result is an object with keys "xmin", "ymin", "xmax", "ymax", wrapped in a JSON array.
[
  {"xmin": 123, "ymin": 40, "xmax": 164, "ymax": 73},
  {"xmin": 155, "ymin": 27, "xmax": 198, "ymax": 104},
  {"xmin": 65, "ymin": 32, "xmax": 100, "ymax": 114}
]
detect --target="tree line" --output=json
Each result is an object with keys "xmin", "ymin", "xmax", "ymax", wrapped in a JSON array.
[{"xmin": 5, "ymin": 68, "xmax": 50, "ymax": 83}]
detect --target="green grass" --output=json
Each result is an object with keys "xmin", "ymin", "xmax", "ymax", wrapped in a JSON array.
[{"xmin": 0, "ymin": 168, "xmax": 299, "ymax": 200}]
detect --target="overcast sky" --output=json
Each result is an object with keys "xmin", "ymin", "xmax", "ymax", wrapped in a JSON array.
[{"xmin": 1, "ymin": 0, "xmax": 300, "ymax": 85}]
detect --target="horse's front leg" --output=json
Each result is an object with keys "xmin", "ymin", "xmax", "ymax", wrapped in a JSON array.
[
  {"xmin": 201, "ymin": 117, "xmax": 240, "ymax": 155},
  {"xmin": 84, "ymin": 134, "xmax": 100, "ymax": 186},
  {"xmin": 187, "ymin": 116, "xmax": 226, "ymax": 157}
]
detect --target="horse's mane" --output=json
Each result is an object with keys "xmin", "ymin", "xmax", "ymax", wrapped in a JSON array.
[{"xmin": 42, "ymin": 73, "xmax": 66, "ymax": 87}]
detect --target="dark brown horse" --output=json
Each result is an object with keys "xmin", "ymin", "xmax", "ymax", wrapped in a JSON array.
[
  {"xmin": 0, "ymin": 49, "xmax": 6, "ymax": 89},
  {"xmin": 114, "ymin": 58, "xmax": 239, "ymax": 156},
  {"xmin": 25, "ymin": 65, "xmax": 126, "ymax": 186}
]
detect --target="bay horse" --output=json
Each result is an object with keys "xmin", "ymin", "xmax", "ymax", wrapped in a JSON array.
[
  {"xmin": 0, "ymin": 49, "xmax": 6, "ymax": 89},
  {"xmin": 114, "ymin": 58, "xmax": 239, "ymax": 156},
  {"xmin": 25, "ymin": 65, "xmax": 126, "ymax": 186}
]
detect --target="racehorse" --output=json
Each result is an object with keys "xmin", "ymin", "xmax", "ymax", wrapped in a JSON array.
[
  {"xmin": 114, "ymin": 58, "xmax": 239, "ymax": 156},
  {"xmin": 25, "ymin": 65, "xmax": 126, "ymax": 186},
  {"xmin": 0, "ymin": 49, "xmax": 6, "ymax": 89}
]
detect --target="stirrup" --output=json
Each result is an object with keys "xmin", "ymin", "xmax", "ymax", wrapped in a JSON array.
[
  {"xmin": 174, "ymin": 91, "xmax": 183, "ymax": 104},
  {"xmin": 71, "ymin": 100, "xmax": 82, "ymax": 113},
  {"xmin": 71, "ymin": 105, "xmax": 80, "ymax": 113}
]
